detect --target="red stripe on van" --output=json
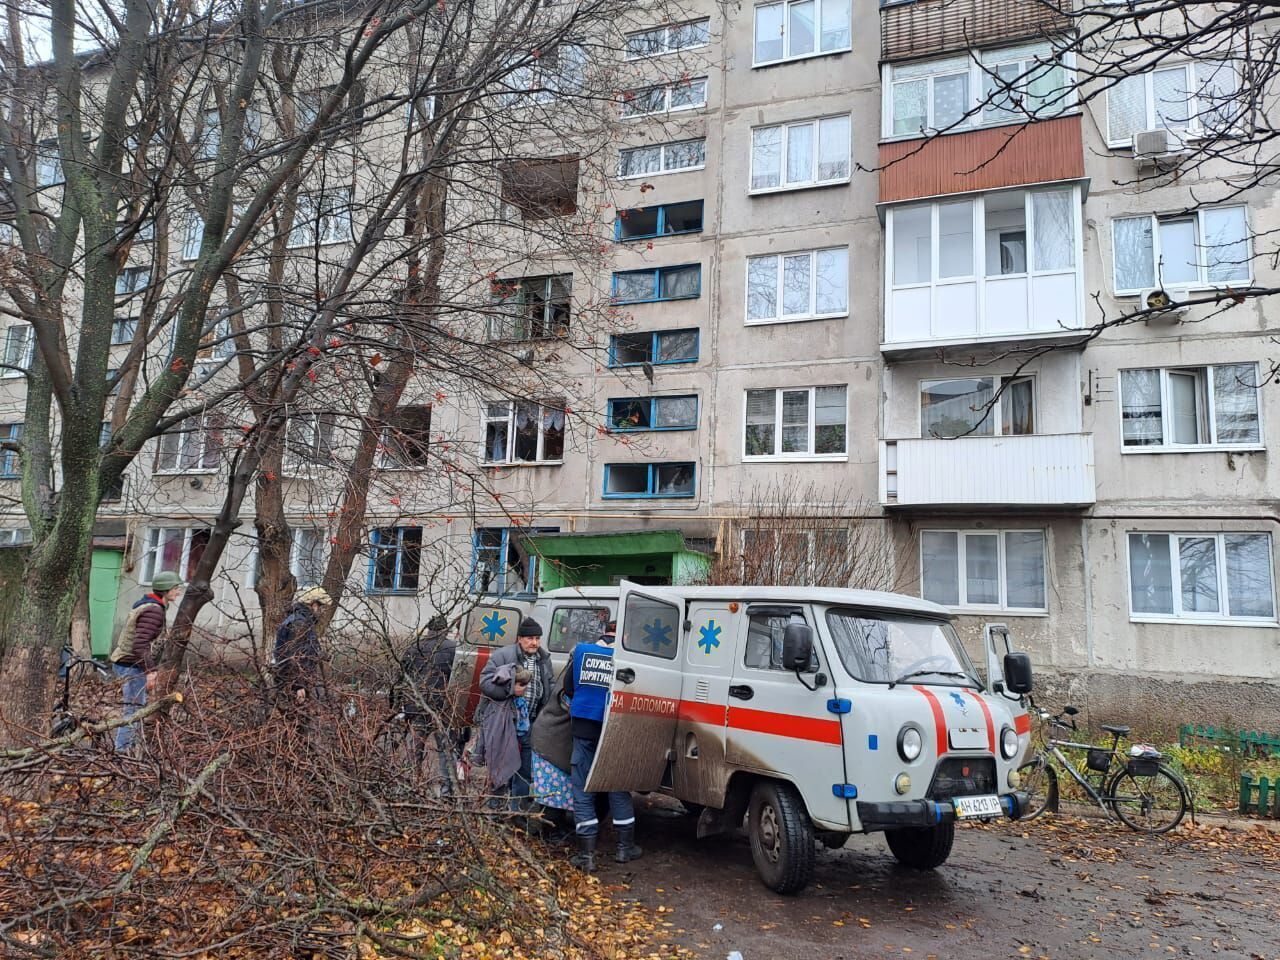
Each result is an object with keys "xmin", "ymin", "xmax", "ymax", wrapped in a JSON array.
[
  {"xmin": 1014, "ymin": 713, "xmax": 1032, "ymax": 735},
  {"xmin": 913, "ymin": 685, "xmax": 948, "ymax": 755},
  {"xmin": 727, "ymin": 706, "xmax": 843, "ymax": 746},
  {"xmin": 678, "ymin": 700, "xmax": 727, "ymax": 726},
  {"xmin": 963, "ymin": 690, "xmax": 997, "ymax": 753},
  {"xmin": 463, "ymin": 647, "xmax": 493, "ymax": 723}
]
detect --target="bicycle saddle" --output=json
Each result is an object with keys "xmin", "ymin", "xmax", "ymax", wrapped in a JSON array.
[{"xmin": 1100, "ymin": 723, "xmax": 1131, "ymax": 736}]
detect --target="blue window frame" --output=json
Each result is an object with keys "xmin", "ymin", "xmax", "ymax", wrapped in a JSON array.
[
  {"xmin": 608, "ymin": 395, "xmax": 699, "ymax": 432},
  {"xmin": 615, "ymin": 199, "xmax": 704, "ymax": 241},
  {"xmin": 0, "ymin": 423, "xmax": 20, "ymax": 478},
  {"xmin": 367, "ymin": 526, "xmax": 423, "ymax": 594},
  {"xmin": 471, "ymin": 526, "xmax": 557, "ymax": 596},
  {"xmin": 603, "ymin": 462, "xmax": 697, "ymax": 499},
  {"xmin": 612, "ymin": 263, "xmax": 701, "ymax": 304},
  {"xmin": 608, "ymin": 328, "xmax": 699, "ymax": 368}
]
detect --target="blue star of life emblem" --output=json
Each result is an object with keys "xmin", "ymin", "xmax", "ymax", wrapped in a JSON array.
[
  {"xmin": 697, "ymin": 620, "xmax": 721, "ymax": 654},
  {"xmin": 640, "ymin": 618, "xmax": 674, "ymax": 651},
  {"xmin": 480, "ymin": 611, "xmax": 508, "ymax": 642}
]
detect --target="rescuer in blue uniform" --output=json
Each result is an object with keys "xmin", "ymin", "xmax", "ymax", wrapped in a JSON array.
[{"xmin": 563, "ymin": 620, "xmax": 642, "ymax": 872}]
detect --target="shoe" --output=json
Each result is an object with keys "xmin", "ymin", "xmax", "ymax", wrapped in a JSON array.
[
  {"xmin": 615, "ymin": 824, "xmax": 643, "ymax": 863},
  {"xmin": 569, "ymin": 833, "xmax": 597, "ymax": 872}
]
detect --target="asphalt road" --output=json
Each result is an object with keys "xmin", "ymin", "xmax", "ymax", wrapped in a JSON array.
[{"xmin": 586, "ymin": 797, "xmax": 1280, "ymax": 960}]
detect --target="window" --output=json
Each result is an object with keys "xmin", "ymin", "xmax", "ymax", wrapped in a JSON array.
[
  {"xmin": 379, "ymin": 405, "xmax": 432, "ymax": 469},
  {"xmin": 286, "ymin": 412, "xmax": 338, "ymax": 467},
  {"xmin": 471, "ymin": 526, "xmax": 555, "ymax": 595},
  {"xmin": 289, "ymin": 189, "xmax": 353, "ymax": 247},
  {"xmin": 1112, "ymin": 205, "xmax": 1250, "ymax": 295},
  {"xmin": 180, "ymin": 210, "xmax": 204, "ymax": 261},
  {"xmin": 195, "ymin": 107, "xmax": 220, "ymax": 160},
  {"xmin": 609, "ymin": 329, "xmax": 699, "ymax": 367},
  {"xmin": 291, "ymin": 528, "xmax": 328, "ymax": 587},
  {"xmin": 612, "ymin": 264, "xmax": 701, "ymax": 303},
  {"xmin": 749, "ymin": 115, "xmax": 850, "ymax": 192},
  {"xmin": 549, "ymin": 606, "xmax": 610, "ymax": 653},
  {"xmin": 99, "ymin": 422, "xmax": 124, "ymax": 502},
  {"xmin": 1128, "ymin": 532, "xmax": 1275, "ymax": 622},
  {"xmin": 741, "ymin": 527, "xmax": 852, "ymax": 587},
  {"xmin": 110, "ymin": 317, "xmax": 137, "ymax": 346},
  {"xmin": 885, "ymin": 187, "xmax": 1080, "ymax": 344},
  {"xmin": 886, "ymin": 43, "xmax": 1069, "ymax": 138},
  {"xmin": 753, "ymin": 0, "xmax": 851, "ymax": 66},
  {"xmin": 1107, "ymin": 60, "xmax": 1239, "ymax": 147},
  {"xmin": 483, "ymin": 400, "xmax": 565, "ymax": 464},
  {"xmin": 1120, "ymin": 365, "xmax": 1261, "ymax": 450},
  {"xmin": 603, "ymin": 462, "xmax": 696, "ymax": 498},
  {"xmin": 608, "ymin": 394, "xmax": 698, "ymax": 432},
  {"xmin": 619, "ymin": 139, "xmax": 706, "ymax": 178},
  {"xmin": 499, "ymin": 45, "xmax": 586, "ymax": 106},
  {"xmin": 35, "ymin": 139, "xmax": 62, "ymax": 188},
  {"xmin": 196, "ymin": 314, "xmax": 234, "ymax": 361},
  {"xmin": 154, "ymin": 414, "xmax": 223, "ymax": 473},
  {"xmin": 744, "ymin": 611, "xmax": 818, "ymax": 671},
  {"xmin": 0, "ymin": 423, "xmax": 21, "ymax": 478},
  {"xmin": 920, "ymin": 376, "xmax": 1034, "ymax": 438},
  {"xmin": 489, "ymin": 275, "xmax": 572, "ymax": 340},
  {"xmin": 139, "ymin": 527, "xmax": 211, "ymax": 584},
  {"xmin": 921, "ymin": 530, "xmax": 1048, "ymax": 612},
  {"xmin": 621, "ymin": 77, "xmax": 708, "ymax": 117},
  {"xmin": 625, "ymin": 19, "xmax": 710, "ymax": 59},
  {"xmin": 619, "ymin": 592, "xmax": 680, "ymax": 660},
  {"xmin": 744, "ymin": 385, "xmax": 846, "ymax": 459},
  {"xmin": 746, "ymin": 247, "xmax": 848, "ymax": 323},
  {"xmin": 368, "ymin": 526, "xmax": 423, "ymax": 594},
  {"xmin": 1, "ymin": 325, "xmax": 33, "ymax": 378},
  {"xmin": 499, "ymin": 157, "xmax": 579, "ymax": 220},
  {"xmin": 616, "ymin": 200, "xmax": 703, "ymax": 241},
  {"xmin": 0, "ymin": 528, "xmax": 32, "ymax": 546}
]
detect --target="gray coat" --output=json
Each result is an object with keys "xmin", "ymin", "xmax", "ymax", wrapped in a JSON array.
[
  {"xmin": 479, "ymin": 642, "xmax": 553, "ymax": 716},
  {"xmin": 477, "ymin": 662, "xmax": 523, "ymax": 789}
]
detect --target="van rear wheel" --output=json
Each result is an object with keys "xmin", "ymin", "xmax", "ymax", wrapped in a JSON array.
[
  {"xmin": 885, "ymin": 822, "xmax": 955, "ymax": 870},
  {"xmin": 747, "ymin": 781, "xmax": 815, "ymax": 894}
]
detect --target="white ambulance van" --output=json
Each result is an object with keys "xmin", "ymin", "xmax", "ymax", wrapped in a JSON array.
[{"xmin": 583, "ymin": 581, "xmax": 1035, "ymax": 894}]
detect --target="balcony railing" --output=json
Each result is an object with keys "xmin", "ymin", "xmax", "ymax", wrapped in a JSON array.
[
  {"xmin": 881, "ymin": 0, "xmax": 1071, "ymax": 63},
  {"xmin": 880, "ymin": 433, "xmax": 1095, "ymax": 508}
]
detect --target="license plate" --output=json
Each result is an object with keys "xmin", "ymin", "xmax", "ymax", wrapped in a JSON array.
[{"xmin": 954, "ymin": 795, "xmax": 1003, "ymax": 820}]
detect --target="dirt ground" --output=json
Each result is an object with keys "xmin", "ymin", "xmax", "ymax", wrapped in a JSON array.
[{"xmin": 580, "ymin": 797, "xmax": 1280, "ymax": 960}]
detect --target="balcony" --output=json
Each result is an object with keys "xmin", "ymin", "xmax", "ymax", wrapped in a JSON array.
[
  {"xmin": 880, "ymin": 434, "xmax": 1095, "ymax": 509},
  {"xmin": 881, "ymin": 0, "xmax": 1071, "ymax": 63}
]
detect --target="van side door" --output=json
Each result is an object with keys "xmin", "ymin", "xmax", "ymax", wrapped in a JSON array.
[
  {"xmin": 725, "ymin": 604, "xmax": 851, "ymax": 830},
  {"xmin": 585, "ymin": 581, "xmax": 686, "ymax": 793},
  {"xmin": 673, "ymin": 601, "xmax": 740, "ymax": 807}
]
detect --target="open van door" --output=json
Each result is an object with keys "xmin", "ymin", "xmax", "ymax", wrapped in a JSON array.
[{"xmin": 585, "ymin": 580, "xmax": 686, "ymax": 793}]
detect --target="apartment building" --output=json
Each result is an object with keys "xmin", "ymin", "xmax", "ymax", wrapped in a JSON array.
[{"xmin": 4, "ymin": 0, "xmax": 1276, "ymax": 725}]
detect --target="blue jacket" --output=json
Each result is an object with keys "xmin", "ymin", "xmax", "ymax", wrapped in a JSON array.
[
  {"xmin": 566, "ymin": 640, "xmax": 615, "ymax": 735},
  {"xmin": 274, "ymin": 603, "xmax": 322, "ymax": 696}
]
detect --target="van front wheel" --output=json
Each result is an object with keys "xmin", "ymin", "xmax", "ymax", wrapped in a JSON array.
[
  {"xmin": 885, "ymin": 822, "xmax": 955, "ymax": 869},
  {"xmin": 747, "ymin": 781, "xmax": 815, "ymax": 894}
]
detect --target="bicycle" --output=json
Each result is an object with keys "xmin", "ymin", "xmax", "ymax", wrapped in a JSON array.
[
  {"xmin": 1017, "ymin": 702, "xmax": 1190, "ymax": 834},
  {"xmin": 51, "ymin": 645, "xmax": 111, "ymax": 738}
]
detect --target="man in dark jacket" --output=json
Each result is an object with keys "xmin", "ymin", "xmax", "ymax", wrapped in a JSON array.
[
  {"xmin": 274, "ymin": 586, "xmax": 332, "ymax": 706},
  {"xmin": 398, "ymin": 615, "xmax": 458, "ymax": 793},
  {"xmin": 479, "ymin": 617, "xmax": 552, "ymax": 804},
  {"xmin": 110, "ymin": 570, "xmax": 183, "ymax": 752},
  {"xmin": 564, "ymin": 621, "xmax": 641, "ymax": 871}
]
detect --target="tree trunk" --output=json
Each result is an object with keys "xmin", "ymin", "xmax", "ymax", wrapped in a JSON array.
[{"xmin": 254, "ymin": 432, "xmax": 296, "ymax": 641}]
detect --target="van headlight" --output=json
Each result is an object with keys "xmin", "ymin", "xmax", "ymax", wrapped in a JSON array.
[
  {"xmin": 1000, "ymin": 726, "xmax": 1019, "ymax": 760},
  {"xmin": 898, "ymin": 725, "xmax": 923, "ymax": 762}
]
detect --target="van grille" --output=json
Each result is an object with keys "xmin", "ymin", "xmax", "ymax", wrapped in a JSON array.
[{"xmin": 927, "ymin": 758, "xmax": 997, "ymax": 800}]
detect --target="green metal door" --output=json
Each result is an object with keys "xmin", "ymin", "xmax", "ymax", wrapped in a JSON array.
[{"xmin": 88, "ymin": 549, "xmax": 124, "ymax": 657}]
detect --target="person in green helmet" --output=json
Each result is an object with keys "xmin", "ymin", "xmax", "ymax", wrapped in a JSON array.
[{"xmin": 109, "ymin": 569, "xmax": 183, "ymax": 752}]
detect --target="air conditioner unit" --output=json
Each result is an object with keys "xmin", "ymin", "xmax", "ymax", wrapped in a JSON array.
[
  {"xmin": 1132, "ymin": 129, "xmax": 1188, "ymax": 170},
  {"xmin": 1139, "ymin": 287, "xmax": 1187, "ymax": 325}
]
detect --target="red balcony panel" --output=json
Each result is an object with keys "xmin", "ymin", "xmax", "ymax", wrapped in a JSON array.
[{"xmin": 879, "ymin": 115, "xmax": 1084, "ymax": 204}]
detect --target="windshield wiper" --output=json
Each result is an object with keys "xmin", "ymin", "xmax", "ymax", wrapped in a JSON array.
[{"xmin": 888, "ymin": 669, "xmax": 970, "ymax": 689}]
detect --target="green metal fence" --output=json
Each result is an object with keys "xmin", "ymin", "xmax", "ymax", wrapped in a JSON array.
[
  {"xmin": 1180, "ymin": 724, "xmax": 1280, "ymax": 759},
  {"xmin": 1239, "ymin": 774, "xmax": 1280, "ymax": 818}
]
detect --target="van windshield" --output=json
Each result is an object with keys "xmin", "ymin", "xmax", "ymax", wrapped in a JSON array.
[{"xmin": 825, "ymin": 610, "xmax": 979, "ymax": 688}]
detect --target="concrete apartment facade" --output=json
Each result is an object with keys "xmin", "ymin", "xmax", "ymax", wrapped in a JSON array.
[{"xmin": 3, "ymin": 0, "xmax": 1277, "ymax": 727}]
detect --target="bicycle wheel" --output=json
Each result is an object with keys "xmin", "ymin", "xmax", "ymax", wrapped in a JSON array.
[
  {"xmin": 1017, "ymin": 754, "xmax": 1058, "ymax": 820},
  {"xmin": 1107, "ymin": 764, "xmax": 1188, "ymax": 834}
]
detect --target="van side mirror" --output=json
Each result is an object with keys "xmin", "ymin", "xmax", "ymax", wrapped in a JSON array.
[
  {"xmin": 1002, "ymin": 652, "xmax": 1033, "ymax": 695},
  {"xmin": 782, "ymin": 623, "xmax": 813, "ymax": 671}
]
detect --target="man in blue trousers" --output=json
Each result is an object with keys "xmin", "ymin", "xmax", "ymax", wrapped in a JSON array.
[{"xmin": 563, "ymin": 620, "xmax": 643, "ymax": 872}]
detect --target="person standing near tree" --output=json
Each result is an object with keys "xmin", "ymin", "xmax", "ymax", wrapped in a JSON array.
[
  {"xmin": 274, "ymin": 586, "xmax": 333, "ymax": 708},
  {"xmin": 564, "ymin": 621, "xmax": 642, "ymax": 872},
  {"xmin": 479, "ymin": 617, "xmax": 552, "ymax": 805},
  {"xmin": 397, "ymin": 614, "xmax": 459, "ymax": 794},
  {"xmin": 109, "ymin": 570, "xmax": 183, "ymax": 753}
]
